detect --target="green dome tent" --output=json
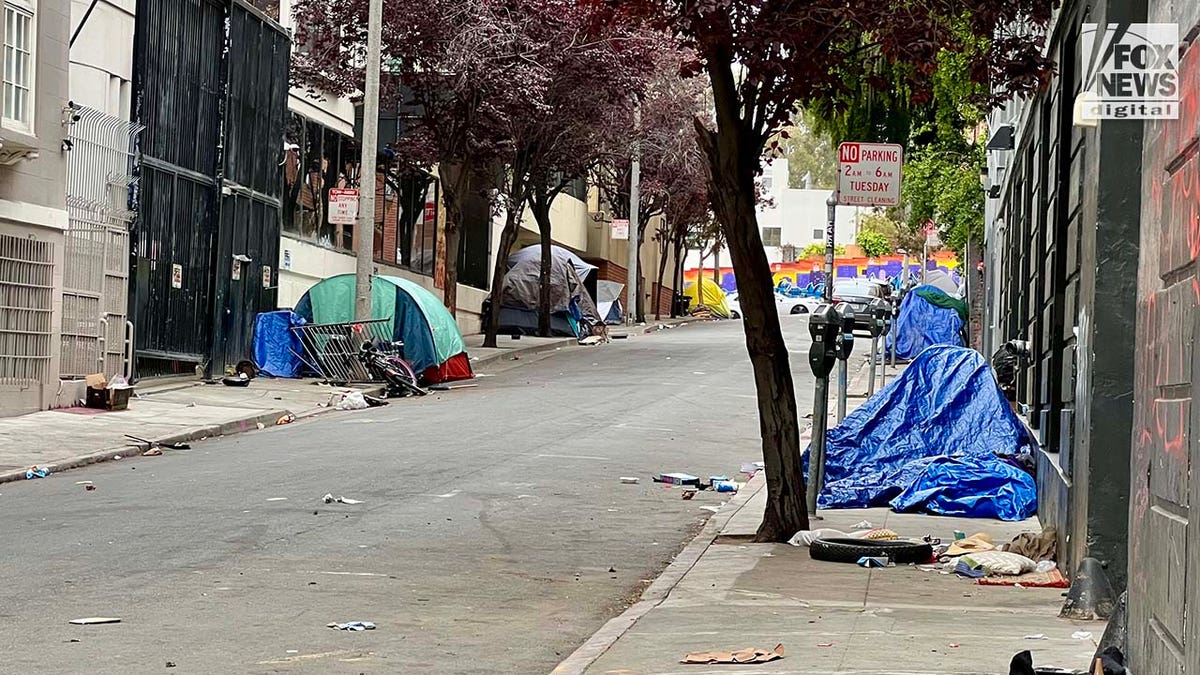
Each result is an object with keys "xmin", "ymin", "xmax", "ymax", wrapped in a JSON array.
[{"xmin": 294, "ymin": 274, "xmax": 473, "ymax": 383}]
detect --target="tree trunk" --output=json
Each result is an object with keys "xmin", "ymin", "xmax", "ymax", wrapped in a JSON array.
[
  {"xmin": 529, "ymin": 190, "xmax": 554, "ymax": 337},
  {"xmin": 483, "ymin": 208, "xmax": 521, "ymax": 349},
  {"xmin": 694, "ymin": 63, "xmax": 809, "ymax": 542},
  {"xmin": 674, "ymin": 241, "xmax": 687, "ymax": 318},
  {"xmin": 438, "ymin": 163, "xmax": 475, "ymax": 316},
  {"xmin": 654, "ymin": 234, "xmax": 670, "ymax": 320}
]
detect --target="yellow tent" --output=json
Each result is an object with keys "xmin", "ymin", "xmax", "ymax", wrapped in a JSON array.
[{"xmin": 684, "ymin": 277, "xmax": 731, "ymax": 318}]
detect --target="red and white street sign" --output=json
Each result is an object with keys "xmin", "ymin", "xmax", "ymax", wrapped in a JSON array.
[
  {"xmin": 611, "ymin": 218, "xmax": 629, "ymax": 240},
  {"xmin": 836, "ymin": 142, "xmax": 903, "ymax": 207},
  {"xmin": 328, "ymin": 188, "xmax": 360, "ymax": 225}
]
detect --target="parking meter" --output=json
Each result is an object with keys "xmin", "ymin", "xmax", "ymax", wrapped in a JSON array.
[
  {"xmin": 807, "ymin": 303, "xmax": 839, "ymax": 378},
  {"xmin": 866, "ymin": 298, "xmax": 890, "ymax": 396},
  {"xmin": 867, "ymin": 298, "xmax": 889, "ymax": 339},
  {"xmin": 833, "ymin": 302, "xmax": 855, "ymax": 361}
]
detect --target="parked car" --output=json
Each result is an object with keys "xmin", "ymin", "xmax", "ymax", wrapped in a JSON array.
[
  {"xmin": 832, "ymin": 279, "xmax": 888, "ymax": 315},
  {"xmin": 726, "ymin": 292, "xmax": 819, "ymax": 319}
]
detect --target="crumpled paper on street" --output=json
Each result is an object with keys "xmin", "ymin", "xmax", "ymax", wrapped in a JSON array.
[{"xmin": 680, "ymin": 643, "xmax": 784, "ymax": 664}]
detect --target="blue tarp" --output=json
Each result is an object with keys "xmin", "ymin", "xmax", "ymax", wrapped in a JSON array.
[
  {"xmin": 813, "ymin": 345, "xmax": 1036, "ymax": 521},
  {"xmin": 886, "ymin": 285, "xmax": 964, "ymax": 360},
  {"xmin": 252, "ymin": 311, "xmax": 306, "ymax": 378}
]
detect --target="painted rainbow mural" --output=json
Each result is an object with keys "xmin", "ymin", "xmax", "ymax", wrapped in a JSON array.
[{"xmin": 684, "ymin": 250, "xmax": 962, "ymax": 295}]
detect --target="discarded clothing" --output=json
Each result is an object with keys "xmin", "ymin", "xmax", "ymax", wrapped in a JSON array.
[
  {"xmin": 1002, "ymin": 525, "xmax": 1058, "ymax": 561},
  {"xmin": 811, "ymin": 346, "xmax": 1036, "ymax": 520},
  {"xmin": 25, "ymin": 466, "xmax": 49, "ymax": 480}
]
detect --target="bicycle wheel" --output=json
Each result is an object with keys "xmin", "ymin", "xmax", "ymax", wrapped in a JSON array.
[{"xmin": 383, "ymin": 356, "xmax": 427, "ymax": 397}]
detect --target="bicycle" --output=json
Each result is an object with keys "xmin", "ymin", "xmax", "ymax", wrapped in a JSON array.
[{"xmin": 357, "ymin": 341, "xmax": 427, "ymax": 397}]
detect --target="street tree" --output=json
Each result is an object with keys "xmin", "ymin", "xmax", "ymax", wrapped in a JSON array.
[
  {"xmin": 620, "ymin": 0, "xmax": 1055, "ymax": 541},
  {"xmin": 593, "ymin": 52, "xmax": 710, "ymax": 322},
  {"xmin": 291, "ymin": 0, "xmax": 536, "ymax": 315},
  {"xmin": 855, "ymin": 230, "xmax": 893, "ymax": 258}
]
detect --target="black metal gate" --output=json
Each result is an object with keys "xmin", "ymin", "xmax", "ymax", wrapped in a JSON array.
[{"xmin": 130, "ymin": 0, "xmax": 288, "ymax": 378}]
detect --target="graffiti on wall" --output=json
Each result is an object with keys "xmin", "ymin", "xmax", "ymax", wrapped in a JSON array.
[{"xmin": 684, "ymin": 250, "xmax": 962, "ymax": 294}]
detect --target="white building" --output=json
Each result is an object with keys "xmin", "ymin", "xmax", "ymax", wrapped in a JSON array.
[{"xmin": 686, "ymin": 158, "xmax": 861, "ymax": 270}]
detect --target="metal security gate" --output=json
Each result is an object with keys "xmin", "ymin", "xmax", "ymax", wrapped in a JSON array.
[
  {"xmin": 61, "ymin": 106, "xmax": 141, "ymax": 379},
  {"xmin": 131, "ymin": 0, "xmax": 288, "ymax": 378},
  {"xmin": 0, "ymin": 234, "xmax": 55, "ymax": 414}
]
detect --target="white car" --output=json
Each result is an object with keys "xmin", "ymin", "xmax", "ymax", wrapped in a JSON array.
[{"xmin": 726, "ymin": 292, "xmax": 819, "ymax": 318}]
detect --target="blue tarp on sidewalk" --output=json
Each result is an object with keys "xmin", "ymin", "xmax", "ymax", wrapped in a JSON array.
[
  {"xmin": 252, "ymin": 311, "xmax": 306, "ymax": 378},
  {"xmin": 813, "ymin": 345, "xmax": 1036, "ymax": 521},
  {"xmin": 886, "ymin": 285, "xmax": 964, "ymax": 360}
]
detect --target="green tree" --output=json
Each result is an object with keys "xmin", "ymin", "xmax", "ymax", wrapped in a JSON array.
[
  {"xmin": 857, "ymin": 209, "xmax": 923, "ymax": 253},
  {"xmin": 902, "ymin": 143, "xmax": 985, "ymax": 254},
  {"xmin": 799, "ymin": 242, "xmax": 845, "ymax": 258},
  {"xmin": 773, "ymin": 114, "xmax": 837, "ymax": 189},
  {"xmin": 855, "ymin": 230, "xmax": 892, "ymax": 258}
]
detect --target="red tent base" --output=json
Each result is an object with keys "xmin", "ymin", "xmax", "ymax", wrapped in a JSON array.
[{"xmin": 422, "ymin": 352, "xmax": 474, "ymax": 384}]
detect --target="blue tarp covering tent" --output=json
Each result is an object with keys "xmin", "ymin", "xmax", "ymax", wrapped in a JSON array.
[
  {"xmin": 886, "ymin": 284, "xmax": 965, "ymax": 360},
  {"xmin": 810, "ymin": 345, "xmax": 1036, "ymax": 521},
  {"xmin": 252, "ymin": 311, "xmax": 306, "ymax": 378}
]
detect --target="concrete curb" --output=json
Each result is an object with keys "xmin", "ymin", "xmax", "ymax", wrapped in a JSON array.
[
  {"xmin": 550, "ymin": 471, "xmax": 768, "ymax": 675},
  {"xmin": 467, "ymin": 318, "xmax": 697, "ymax": 371},
  {"xmin": 469, "ymin": 337, "xmax": 579, "ymax": 370},
  {"xmin": 0, "ymin": 408, "xmax": 290, "ymax": 486}
]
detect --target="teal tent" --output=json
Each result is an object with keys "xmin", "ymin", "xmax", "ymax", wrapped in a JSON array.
[{"xmin": 294, "ymin": 274, "xmax": 473, "ymax": 383}]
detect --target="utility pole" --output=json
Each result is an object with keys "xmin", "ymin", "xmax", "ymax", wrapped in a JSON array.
[
  {"xmin": 625, "ymin": 101, "xmax": 641, "ymax": 326},
  {"xmin": 354, "ymin": 0, "xmax": 384, "ymax": 321}
]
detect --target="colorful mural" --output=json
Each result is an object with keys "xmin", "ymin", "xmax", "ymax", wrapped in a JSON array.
[{"xmin": 685, "ymin": 251, "xmax": 962, "ymax": 295}]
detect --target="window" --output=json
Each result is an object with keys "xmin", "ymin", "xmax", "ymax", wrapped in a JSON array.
[
  {"xmin": 3, "ymin": 2, "xmax": 33, "ymax": 131},
  {"xmin": 762, "ymin": 227, "xmax": 782, "ymax": 247},
  {"xmin": 812, "ymin": 228, "xmax": 823, "ymax": 241},
  {"xmin": 761, "ymin": 175, "xmax": 773, "ymax": 192}
]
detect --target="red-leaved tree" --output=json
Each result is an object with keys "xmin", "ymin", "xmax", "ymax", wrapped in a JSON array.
[
  {"xmin": 593, "ymin": 51, "xmax": 709, "ymax": 322},
  {"xmin": 619, "ymin": 0, "xmax": 1055, "ymax": 541},
  {"xmin": 291, "ymin": 0, "xmax": 539, "ymax": 315}
]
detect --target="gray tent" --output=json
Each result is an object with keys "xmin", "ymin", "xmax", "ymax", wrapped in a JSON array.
[
  {"xmin": 508, "ymin": 244, "xmax": 597, "ymax": 284},
  {"xmin": 596, "ymin": 280, "xmax": 624, "ymax": 325},
  {"xmin": 923, "ymin": 269, "xmax": 960, "ymax": 297},
  {"xmin": 497, "ymin": 254, "xmax": 600, "ymax": 337}
]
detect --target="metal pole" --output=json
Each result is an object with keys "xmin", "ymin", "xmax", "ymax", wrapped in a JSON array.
[
  {"xmin": 867, "ymin": 336, "xmax": 878, "ymax": 396},
  {"xmin": 807, "ymin": 376, "xmax": 829, "ymax": 515},
  {"xmin": 836, "ymin": 356, "xmax": 848, "ymax": 422},
  {"xmin": 354, "ymin": 0, "xmax": 385, "ymax": 321},
  {"xmin": 840, "ymin": 348, "xmax": 849, "ymax": 417},
  {"xmin": 626, "ymin": 102, "xmax": 641, "ymax": 326},
  {"xmin": 823, "ymin": 196, "xmax": 836, "ymax": 302},
  {"xmin": 880, "ymin": 335, "xmax": 887, "ymax": 387}
]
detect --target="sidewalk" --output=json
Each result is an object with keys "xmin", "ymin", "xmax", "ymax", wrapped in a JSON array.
[
  {"xmin": 557, "ymin": 355, "xmax": 1103, "ymax": 675},
  {"xmin": 565, "ymin": 478, "xmax": 1099, "ymax": 674},
  {"xmin": 0, "ymin": 317, "xmax": 693, "ymax": 485}
]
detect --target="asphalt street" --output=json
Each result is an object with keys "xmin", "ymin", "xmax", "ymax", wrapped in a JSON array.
[{"xmin": 0, "ymin": 318, "xmax": 818, "ymax": 674}]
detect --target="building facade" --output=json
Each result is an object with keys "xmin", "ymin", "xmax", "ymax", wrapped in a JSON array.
[
  {"xmin": 0, "ymin": 0, "xmax": 70, "ymax": 414},
  {"xmin": 984, "ymin": 0, "xmax": 1139, "ymax": 594}
]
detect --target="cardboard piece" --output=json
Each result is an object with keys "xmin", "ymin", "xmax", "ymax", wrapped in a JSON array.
[
  {"xmin": 681, "ymin": 644, "xmax": 784, "ymax": 664},
  {"xmin": 85, "ymin": 373, "xmax": 107, "ymax": 389}
]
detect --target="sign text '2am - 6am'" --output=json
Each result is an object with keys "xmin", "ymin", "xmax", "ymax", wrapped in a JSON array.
[{"xmin": 836, "ymin": 142, "xmax": 903, "ymax": 207}]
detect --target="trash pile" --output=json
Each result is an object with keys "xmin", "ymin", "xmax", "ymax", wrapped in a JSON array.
[
  {"xmin": 809, "ymin": 345, "xmax": 1036, "ymax": 521},
  {"xmin": 794, "ymin": 521, "xmax": 1067, "ymax": 589}
]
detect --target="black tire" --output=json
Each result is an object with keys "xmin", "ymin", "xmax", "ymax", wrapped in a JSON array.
[
  {"xmin": 809, "ymin": 537, "xmax": 933, "ymax": 564},
  {"xmin": 730, "ymin": 310, "xmax": 741, "ymax": 319},
  {"xmin": 790, "ymin": 305, "xmax": 808, "ymax": 315}
]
